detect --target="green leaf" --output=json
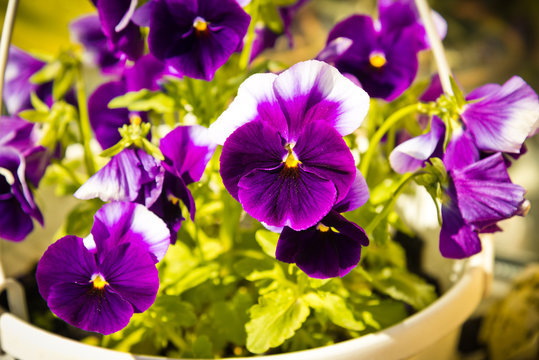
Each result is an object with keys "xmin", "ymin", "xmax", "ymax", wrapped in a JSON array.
[
  {"xmin": 30, "ymin": 60, "xmax": 62, "ymax": 84},
  {"xmin": 259, "ymin": 4, "xmax": 284, "ymax": 34},
  {"xmin": 254, "ymin": 229, "xmax": 279, "ymax": 257},
  {"xmin": 450, "ymin": 77, "xmax": 466, "ymax": 109},
  {"xmin": 18, "ymin": 109, "xmax": 48, "ymax": 124},
  {"xmin": 371, "ymin": 267, "xmax": 437, "ymax": 311},
  {"xmin": 149, "ymin": 296, "xmax": 197, "ymax": 328},
  {"xmin": 30, "ymin": 92, "xmax": 50, "ymax": 112},
  {"xmin": 304, "ymin": 292, "xmax": 365, "ymax": 331},
  {"xmin": 52, "ymin": 66, "xmax": 75, "ymax": 100},
  {"xmin": 108, "ymin": 89, "xmax": 175, "ymax": 113},
  {"xmin": 246, "ymin": 288, "xmax": 310, "ymax": 354},
  {"xmin": 63, "ymin": 199, "xmax": 103, "ymax": 238},
  {"xmin": 193, "ymin": 336, "xmax": 213, "ymax": 359}
]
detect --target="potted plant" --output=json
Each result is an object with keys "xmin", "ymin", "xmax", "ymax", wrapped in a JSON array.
[{"xmin": 0, "ymin": 0, "xmax": 536, "ymax": 359}]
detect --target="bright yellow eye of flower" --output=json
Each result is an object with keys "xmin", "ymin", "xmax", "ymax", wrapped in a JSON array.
[
  {"xmin": 130, "ymin": 114, "xmax": 142, "ymax": 126},
  {"xmin": 369, "ymin": 52, "xmax": 387, "ymax": 68},
  {"xmin": 284, "ymin": 151, "xmax": 300, "ymax": 168},
  {"xmin": 317, "ymin": 223, "xmax": 330, "ymax": 232},
  {"xmin": 193, "ymin": 17, "xmax": 208, "ymax": 33},
  {"xmin": 92, "ymin": 274, "xmax": 109, "ymax": 290}
]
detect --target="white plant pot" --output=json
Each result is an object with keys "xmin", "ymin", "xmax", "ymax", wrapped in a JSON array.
[{"xmin": 0, "ymin": 237, "xmax": 493, "ymax": 360}]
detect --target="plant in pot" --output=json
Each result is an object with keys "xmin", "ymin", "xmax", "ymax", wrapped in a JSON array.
[{"xmin": 0, "ymin": 0, "xmax": 537, "ymax": 359}]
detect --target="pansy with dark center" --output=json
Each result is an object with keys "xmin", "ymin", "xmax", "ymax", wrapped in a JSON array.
[
  {"xmin": 210, "ymin": 60, "xmax": 369, "ymax": 230},
  {"xmin": 146, "ymin": 0, "xmax": 250, "ymax": 81},
  {"xmin": 36, "ymin": 202, "xmax": 170, "ymax": 334},
  {"xmin": 276, "ymin": 170, "xmax": 370, "ymax": 278}
]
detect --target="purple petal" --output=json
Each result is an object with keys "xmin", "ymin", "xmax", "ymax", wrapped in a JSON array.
[
  {"xmin": 135, "ymin": 149, "xmax": 165, "ymax": 207},
  {"xmin": 238, "ymin": 166, "xmax": 336, "ymax": 230},
  {"xmin": 99, "ymin": 242, "xmax": 159, "ymax": 313},
  {"xmin": 462, "ymin": 76, "xmax": 539, "ymax": 153},
  {"xmin": 451, "ymin": 153, "xmax": 526, "ymax": 226},
  {"xmin": 74, "ymin": 149, "xmax": 142, "ymax": 202},
  {"xmin": 149, "ymin": 191, "xmax": 186, "ymax": 243},
  {"xmin": 47, "ymin": 282, "xmax": 133, "ymax": 335},
  {"xmin": 440, "ymin": 198, "xmax": 482, "ymax": 259},
  {"xmin": 276, "ymin": 211, "xmax": 367, "ymax": 278},
  {"xmin": 91, "ymin": 202, "xmax": 170, "ymax": 263},
  {"xmin": 220, "ymin": 120, "xmax": 287, "ymax": 200},
  {"xmin": 273, "ymin": 60, "xmax": 370, "ymax": 140},
  {"xmin": 159, "ymin": 125, "xmax": 216, "ymax": 184},
  {"xmin": 389, "ymin": 116, "xmax": 445, "ymax": 174},
  {"xmin": 443, "ymin": 129, "xmax": 479, "ymax": 170},
  {"xmin": 333, "ymin": 169, "xmax": 369, "ymax": 213},
  {"xmin": 124, "ymin": 54, "xmax": 166, "ymax": 92},
  {"xmin": 36, "ymin": 235, "xmax": 98, "ymax": 301},
  {"xmin": 293, "ymin": 120, "xmax": 356, "ymax": 202}
]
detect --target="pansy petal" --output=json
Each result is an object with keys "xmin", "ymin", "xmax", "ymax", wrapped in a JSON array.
[
  {"xmin": 294, "ymin": 120, "xmax": 356, "ymax": 202},
  {"xmin": 99, "ymin": 242, "xmax": 159, "ymax": 313},
  {"xmin": 92, "ymin": 202, "xmax": 170, "ymax": 262},
  {"xmin": 390, "ymin": 116, "xmax": 445, "ymax": 174},
  {"xmin": 124, "ymin": 54, "xmax": 166, "ymax": 92},
  {"xmin": 443, "ymin": 129, "xmax": 479, "ymax": 170},
  {"xmin": 74, "ymin": 149, "xmax": 141, "ymax": 202},
  {"xmin": 462, "ymin": 76, "xmax": 539, "ymax": 153},
  {"xmin": 333, "ymin": 169, "xmax": 369, "ymax": 213},
  {"xmin": 47, "ymin": 282, "xmax": 133, "ymax": 335},
  {"xmin": 238, "ymin": 166, "xmax": 336, "ymax": 230},
  {"xmin": 220, "ymin": 120, "xmax": 287, "ymax": 200},
  {"xmin": 0, "ymin": 196, "xmax": 34, "ymax": 242},
  {"xmin": 451, "ymin": 153, "xmax": 526, "ymax": 225},
  {"xmin": 36, "ymin": 235, "xmax": 98, "ymax": 301},
  {"xmin": 273, "ymin": 60, "xmax": 369, "ymax": 140},
  {"xmin": 209, "ymin": 73, "xmax": 287, "ymax": 145}
]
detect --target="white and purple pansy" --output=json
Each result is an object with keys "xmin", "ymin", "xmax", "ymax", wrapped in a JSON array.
[
  {"xmin": 210, "ymin": 60, "xmax": 370, "ymax": 231},
  {"xmin": 36, "ymin": 202, "xmax": 169, "ymax": 335}
]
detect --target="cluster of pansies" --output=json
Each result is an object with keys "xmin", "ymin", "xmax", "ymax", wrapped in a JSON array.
[{"xmin": 1, "ymin": 0, "xmax": 538, "ymax": 353}]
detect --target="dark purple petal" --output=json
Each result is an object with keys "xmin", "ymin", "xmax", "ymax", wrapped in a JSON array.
[
  {"xmin": 135, "ymin": 149, "xmax": 165, "ymax": 207},
  {"xmin": 389, "ymin": 116, "xmax": 445, "ymax": 174},
  {"xmin": 220, "ymin": 120, "xmax": 287, "ymax": 200},
  {"xmin": 443, "ymin": 129, "xmax": 479, "ymax": 170},
  {"xmin": 333, "ymin": 169, "xmax": 369, "ymax": 213},
  {"xmin": 451, "ymin": 153, "xmax": 526, "ymax": 226},
  {"xmin": 273, "ymin": 60, "xmax": 369, "ymax": 140},
  {"xmin": 46, "ymin": 282, "xmax": 133, "ymax": 335},
  {"xmin": 0, "ymin": 195, "xmax": 34, "ymax": 242},
  {"xmin": 159, "ymin": 125, "xmax": 216, "ymax": 185},
  {"xmin": 91, "ymin": 202, "xmax": 170, "ymax": 263},
  {"xmin": 276, "ymin": 211, "xmax": 367, "ymax": 278},
  {"xmin": 36, "ymin": 235, "xmax": 98, "ymax": 301},
  {"xmin": 238, "ymin": 166, "xmax": 336, "ymax": 230},
  {"xmin": 124, "ymin": 54, "xmax": 166, "ymax": 92},
  {"xmin": 149, "ymin": 191, "xmax": 185, "ymax": 243},
  {"xmin": 99, "ymin": 242, "xmax": 159, "ymax": 313},
  {"xmin": 250, "ymin": 26, "xmax": 279, "ymax": 61},
  {"xmin": 462, "ymin": 76, "xmax": 539, "ymax": 153},
  {"xmin": 293, "ymin": 120, "xmax": 356, "ymax": 202},
  {"xmin": 88, "ymin": 81, "xmax": 130, "ymax": 149}
]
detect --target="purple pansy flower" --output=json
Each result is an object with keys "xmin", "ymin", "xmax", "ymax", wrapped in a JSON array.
[
  {"xmin": 461, "ymin": 76, "xmax": 539, "ymax": 155},
  {"xmin": 319, "ymin": 0, "xmax": 439, "ymax": 100},
  {"xmin": 210, "ymin": 60, "xmax": 369, "ymax": 230},
  {"xmin": 74, "ymin": 148, "xmax": 164, "ymax": 208},
  {"xmin": 0, "ymin": 117, "xmax": 49, "ymax": 242},
  {"xmin": 36, "ymin": 202, "xmax": 169, "ymax": 334},
  {"xmin": 146, "ymin": 0, "xmax": 250, "ymax": 81},
  {"xmin": 276, "ymin": 170, "xmax": 370, "ymax": 278},
  {"xmin": 440, "ymin": 153, "xmax": 525, "ymax": 258},
  {"xmin": 3, "ymin": 47, "xmax": 52, "ymax": 114},
  {"xmin": 149, "ymin": 125, "xmax": 216, "ymax": 241},
  {"xmin": 92, "ymin": 0, "xmax": 144, "ymax": 61}
]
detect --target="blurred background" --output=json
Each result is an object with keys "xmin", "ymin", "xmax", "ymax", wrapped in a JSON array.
[{"xmin": 1, "ymin": 0, "xmax": 538, "ymax": 359}]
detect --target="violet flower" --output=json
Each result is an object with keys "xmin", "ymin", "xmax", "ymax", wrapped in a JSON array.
[
  {"xmin": 36, "ymin": 202, "xmax": 169, "ymax": 334},
  {"xmin": 210, "ymin": 60, "xmax": 369, "ymax": 230},
  {"xmin": 276, "ymin": 170, "xmax": 370, "ymax": 278},
  {"xmin": 149, "ymin": 125, "xmax": 216, "ymax": 241},
  {"xmin": 3, "ymin": 47, "xmax": 52, "ymax": 114},
  {"xmin": 319, "ymin": 0, "xmax": 441, "ymax": 100},
  {"xmin": 146, "ymin": 0, "xmax": 250, "ymax": 81},
  {"xmin": 0, "ymin": 117, "xmax": 49, "ymax": 242}
]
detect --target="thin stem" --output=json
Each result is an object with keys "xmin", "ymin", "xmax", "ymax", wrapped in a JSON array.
[
  {"xmin": 74, "ymin": 63, "xmax": 96, "ymax": 175},
  {"xmin": 414, "ymin": 0, "xmax": 453, "ymax": 95},
  {"xmin": 0, "ymin": 0, "xmax": 20, "ymax": 115},
  {"xmin": 365, "ymin": 172, "xmax": 424, "ymax": 236},
  {"xmin": 359, "ymin": 103, "xmax": 421, "ymax": 178},
  {"xmin": 238, "ymin": 0, "xmax": 259, "ymax": 70}
]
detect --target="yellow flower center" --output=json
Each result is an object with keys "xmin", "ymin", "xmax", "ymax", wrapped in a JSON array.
[
  {"xmin": 283, "ymin": 145, "xmax": 301, "ymax": 168},
  {"xmin": 193, "ymin": 17, "xmax": 208, "ymax": 33},
  {"xmin": 129, "ymin": 114, "xmax": 142, "ymax": 126},
  {"xmin": 91, "ymin": 274, "xmax": 109, "ymax": 290},
  {"xmin": 317, "ymin": 223, "xmax": 330, "ymax": 232},
  {"xmin": 369, "ymin": 52, "xmax": 387, "ymax": 68}
]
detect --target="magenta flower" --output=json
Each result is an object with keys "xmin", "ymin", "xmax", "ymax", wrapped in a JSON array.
[
  {"xmin": 146, "ymin": 0, "xmax": 250, "ymax": 80},
  {"xmin": 276, "ymin": 170, "xmax": 370, "ymax": 278},
  {"xmin": 210, "ymin": 60, "xmax": 369, "ymax": 230},
  {"xmin": 36, "ymin": 202, "xmax": 170, "ymax": 334}
]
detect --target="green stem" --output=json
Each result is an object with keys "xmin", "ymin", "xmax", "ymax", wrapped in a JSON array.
[
  {"xmin": 360, "ymin": 103, "xmax": 421, "ymax": 178},
  {"xmin": 74, "ymin": 63, "xmax": 96, "ymax": 175},
  {"xmin": 238, "ymin": 1, "xmax": 259, "ymax": 70},
  {"xmin": 365, "ymin": 172, "xmax": 424, "ymax": 236},
  {"xmin": 51, "ymin": 158, "xmax": 83, "ymax": 187}
]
